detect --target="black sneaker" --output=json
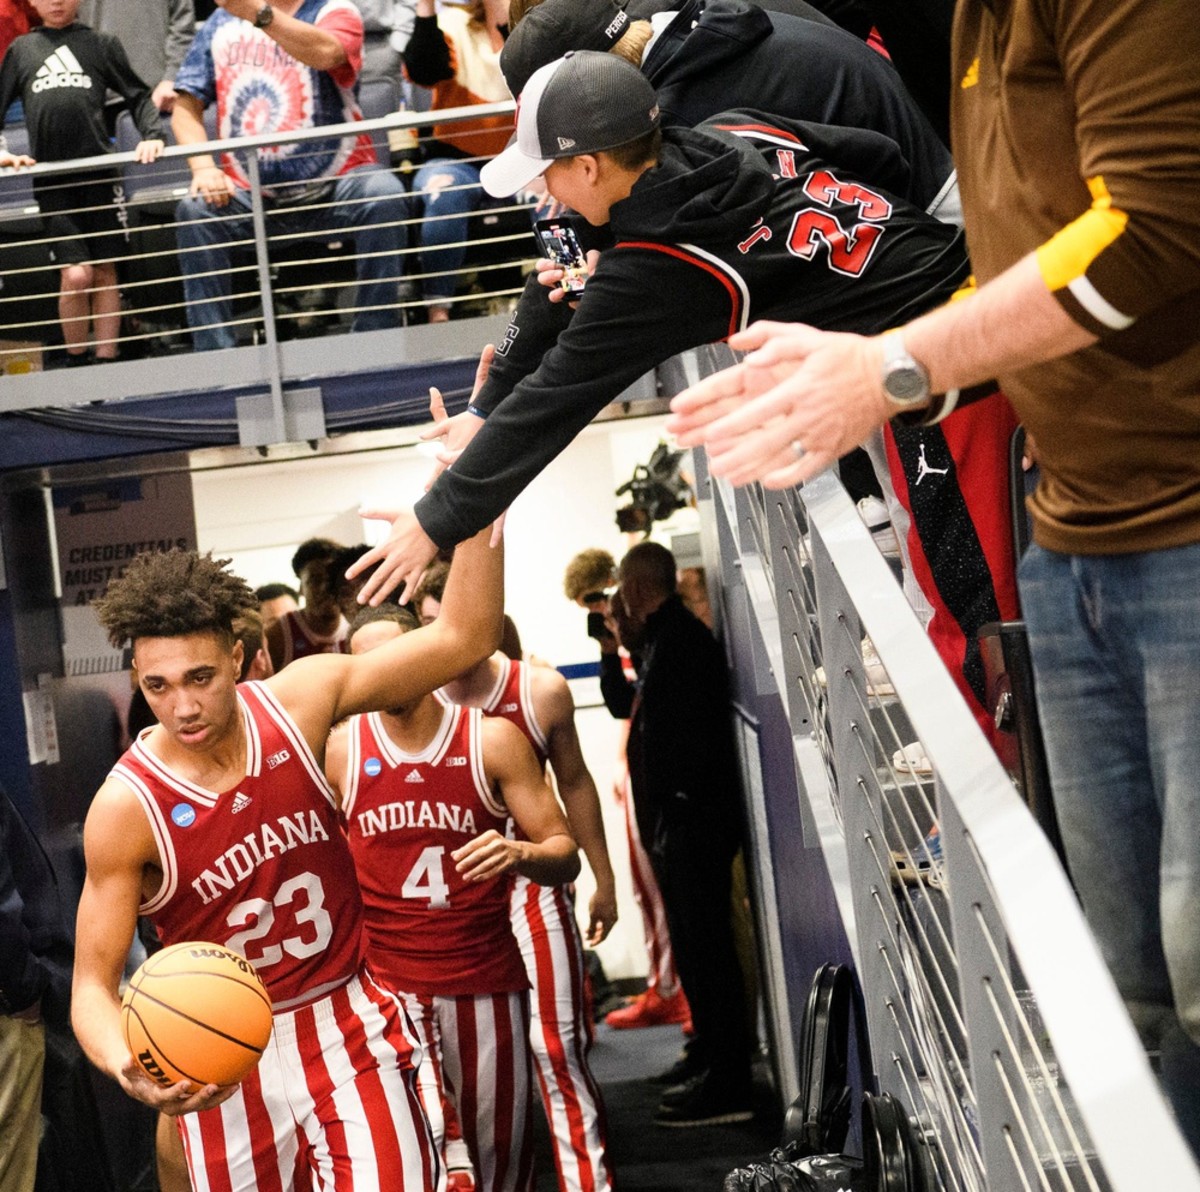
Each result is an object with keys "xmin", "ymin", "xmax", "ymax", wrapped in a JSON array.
[{"xmin": 654, "ymin": 1071, "xmax": 752, "ymax": 1128}]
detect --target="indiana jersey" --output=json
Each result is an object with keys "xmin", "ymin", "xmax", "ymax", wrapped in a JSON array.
[
  {"xmin": 112, "ymin": 680, "xmax": 363, "ymax": 1011},
  {"xmin": 475, "ymin": 659, "xmax": 548, "ymax": 769},
  {"xmin": 342, "ymin": 704, "xmax": 528, "ymax": 997},
  {"xmin": 276, "ymin": 609, "xmax": 349, "ymax": 667}
]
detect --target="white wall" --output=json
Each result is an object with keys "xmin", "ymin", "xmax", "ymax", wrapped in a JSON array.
[{"xmin": 190, "ymin": 413, "xmax": 681, "ymax": 981}]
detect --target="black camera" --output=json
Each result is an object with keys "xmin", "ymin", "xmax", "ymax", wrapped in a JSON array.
[{"xmin": 587, "ymin": 611, "xmax": 614, "ymax": 641}]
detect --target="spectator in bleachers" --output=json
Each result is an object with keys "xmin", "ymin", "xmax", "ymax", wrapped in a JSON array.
[
  {"xmin": 78, "ymin": 0, "xmax": 196, "ymax": 113},
  {"xmin": 171, "ymin": 0, "xmax": 410, "ymax": 351},
  {"xmin": 0, "ymin": 0, "xmax": 164, "ymax": 365},
  {"xmin": 402, "ymin": 0, "xmax": 512, "ymax": 322}
]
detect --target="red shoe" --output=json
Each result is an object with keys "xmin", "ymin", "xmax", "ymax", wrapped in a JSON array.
[
  {"xmin": 447, "ymin": 1172, "xmax": 476, "ymax": 1192},
  {"xmin": 604, "ymin": 986, "xmax": 690, "ymax": 1029}
]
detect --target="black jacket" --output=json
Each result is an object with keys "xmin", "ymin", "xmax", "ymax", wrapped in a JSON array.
[
  {"xmin": 0, "ymin": 23, "xmax": 162, "ymax": 165},
  {"xmin": 415, "ymin": 111, "xmax": 968, "ymax": 547},
  {"xmin": 619, "ymin": 596, "xmax": 743, "ymax": 852},
  {"xmin": 643, "ymin": 0, "xmax": 953, "ymax": 211}
]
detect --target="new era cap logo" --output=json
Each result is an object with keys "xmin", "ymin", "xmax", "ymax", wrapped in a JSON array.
[
  {"xmin": 33, "ymin": 46, "xmax": 91, "ymax": 93},
  {"xmin": 557, "ymin": 136, "xmax": 576, "ymax": 151}
]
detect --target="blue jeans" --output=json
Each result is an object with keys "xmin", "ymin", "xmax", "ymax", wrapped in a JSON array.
[
  {"xmin": 1020, "ymin": 541, "xmax": 1200, "ymax": 1155},
  {"xmin": 411, "ymin": 158, "xmax": 485, "ymax": 302},
  {"xmin": 175, "ymin": 165, "xmax": 409, "ymax": 351}
]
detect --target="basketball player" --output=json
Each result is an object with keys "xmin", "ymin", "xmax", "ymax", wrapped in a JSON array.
[
  {"xmin": 326, "ymin": 604, "xmax": 580, "ymax": 1192},
  {"xmin": 71, "ymin": 525, "xmax": 504, "ymax": 1192},
  {"xmin": 266, "ymin": 537, "xmax": 351, "ymax": 671},
  {"xmin": 419, "ymin": 570, "xmax": 618, "ymax": 1192}
]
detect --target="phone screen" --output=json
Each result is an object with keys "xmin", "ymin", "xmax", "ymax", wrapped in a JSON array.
[{"xmin": 534, "ymin": 218, "xmax": 588, "ymax": 298}]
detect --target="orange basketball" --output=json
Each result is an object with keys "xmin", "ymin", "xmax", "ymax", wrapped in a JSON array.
[{"xmin": 121, "ymin": 941, "xmax": 273, "ymax": 1090}]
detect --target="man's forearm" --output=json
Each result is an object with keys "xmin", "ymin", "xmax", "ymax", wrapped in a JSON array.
[
  {"xmin": 905, "ymin": 253, "xmax": 1096, "ymax": 396},
  {"xmin": 557, "ymin": 780, "xmax": 614, "ymax": 890},
  {"xmin": 438, "ymin": 525, "xmax": 504, "ymax": 656}
]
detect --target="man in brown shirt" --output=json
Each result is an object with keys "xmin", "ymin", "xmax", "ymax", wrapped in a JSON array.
[{"xmin": 667, "ymin": 0, "xmax": 1200, "ymax": 1159}]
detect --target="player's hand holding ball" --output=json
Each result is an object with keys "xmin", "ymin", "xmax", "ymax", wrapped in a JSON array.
[{"xmin": 120, "ymin": 941, "xmax": 273, "ymax": 1113}]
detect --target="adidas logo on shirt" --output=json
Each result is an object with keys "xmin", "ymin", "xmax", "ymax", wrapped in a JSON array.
[
  {"xmin": 32, "ymin": 46, "xmax": 92, "ymax": 92},
  {"xmin": 404, "ymin": 769, "xmax": 425, "ymax": 783},
  {"xmin": 230, "ymin": 792, "xmax": 253, "ymax": 814}
]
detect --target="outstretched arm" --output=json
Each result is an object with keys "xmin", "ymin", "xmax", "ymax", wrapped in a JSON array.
[{"xmin": 455, "ymin": 718, "xmax": 579, "ymax": 887}]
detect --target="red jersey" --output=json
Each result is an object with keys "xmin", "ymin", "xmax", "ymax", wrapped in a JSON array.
[
  {"xmin": 112, "ymin": 681, "xmax": 364, "ymax": 1011},
  {"xmin": 341, "ymin": 704, "xmax": 527, "ymax": 997},
  {"xmin": 478, "ymin": 658, "xmax": 548, "ymax": 768},
  {"xmin": 277, "ymin": 609, "xmax": 349, "ymax": 667}
]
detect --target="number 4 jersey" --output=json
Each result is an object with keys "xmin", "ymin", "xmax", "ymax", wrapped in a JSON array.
[
  {"xmin": 112, "ymin": 680, "xmax": 364, "ymax": 1011},
  {"xmin": 415, "ymin": 107, "xmax": 972, "ymax": 550},
  {"xmin": 340, "ymin": 703, "xmax": 529, "ymax": 998}
]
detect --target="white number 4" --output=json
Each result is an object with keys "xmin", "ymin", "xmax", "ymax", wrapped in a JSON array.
[{"xmin": 402, "ymin": 845, "xmax": 451, "ymax": 908}]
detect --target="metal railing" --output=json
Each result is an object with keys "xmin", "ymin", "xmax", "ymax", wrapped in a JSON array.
[
  {"xmin": 692, "ymin": 399, "xmax": 1200, "ymax": 1189},
  {"xmin": 0, "ymin": 100, "xmax": 531, "ymax": 413}
]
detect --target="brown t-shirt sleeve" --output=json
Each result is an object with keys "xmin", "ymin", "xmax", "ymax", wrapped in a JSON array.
[{"xmin": 1033, "ymin": 0, "xmax": 1200, "ymax": 335}]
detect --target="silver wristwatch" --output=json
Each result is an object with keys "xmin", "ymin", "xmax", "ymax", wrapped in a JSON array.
[{"xmin": 880, "ymin": 331, "xmax": 931, "ymax": 409}]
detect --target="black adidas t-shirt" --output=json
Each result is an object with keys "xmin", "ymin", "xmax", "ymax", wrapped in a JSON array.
[{"xmin": 0, "ymin": 23, "xmax": 162, "ymax": 166}]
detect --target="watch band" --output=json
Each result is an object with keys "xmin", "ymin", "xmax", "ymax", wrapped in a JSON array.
[{"xmin": 254, "ymin": 3, "xmax": 274, "ymax": 28}]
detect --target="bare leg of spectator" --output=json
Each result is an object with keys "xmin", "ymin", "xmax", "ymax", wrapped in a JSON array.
[
  {"xmin": 92, "ymin": 262, "xmax": 121, "ymax": 360},
  {"xmin": 59, "ymin": 263, "xmax": 94, "ymax": 359}
]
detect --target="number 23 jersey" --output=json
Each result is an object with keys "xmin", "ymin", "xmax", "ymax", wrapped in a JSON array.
[{"xmin": 112, "ymin": 680, "xmax": 364, "ymax": 1011}]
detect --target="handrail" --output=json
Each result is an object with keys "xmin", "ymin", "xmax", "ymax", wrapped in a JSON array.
[
  {"xmin": 692, "ymin": 426, "xmax": 1200, "ymax": 1190},
  {"xmin": 0, "ymin": 100, "xmax": 515, "ymax": 179}
]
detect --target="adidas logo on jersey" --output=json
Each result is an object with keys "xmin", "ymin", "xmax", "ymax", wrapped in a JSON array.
[
  {"xmin": 444, "ymin": 755, "xmax": 467, "ymax": 767},
  {"xmin": 266, "ymin": 749, "xmax": 291, "ymax": 770},
  {"xmin": 499, "ymin": 702, "xmax": 518, "ymax": 713},
  {"xmin": 230, "ymin": 792, "xmax": 253, "ymax": 814},
  {"xmin": 404, "ymin": 769, "xmax": 425, "ymax": 783},
  {"xmin": 32, "ymin": 46, "xmax": 92, "ymax": 93}
]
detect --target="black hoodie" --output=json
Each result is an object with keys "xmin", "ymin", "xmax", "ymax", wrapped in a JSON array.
[
  {"xmin": 641, "ymin": 0, "xmax": 954, "ymax": 212},
  {"xmin": 414, "ymin": 112, "xmax": 968, "ymax": 549}
]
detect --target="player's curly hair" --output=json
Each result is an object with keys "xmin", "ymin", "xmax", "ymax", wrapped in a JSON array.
[
  {"xmin": 94, "ymin": 549, "xmax": 257, "ymax": 648},
  {"xmin": 412, "ymin": 560, "xmax": 451, "ymax": 610}
]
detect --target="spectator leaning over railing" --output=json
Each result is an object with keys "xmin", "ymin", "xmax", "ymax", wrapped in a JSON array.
[
  {"xmin": 402, "ymin": 0, "xmax": 512, "ymax": 322},
  {"xmin": 0, "ymin": 0, "xmax": 164, "ymax": 365},
  {"xmin": 171, "ymin": 0, "xmax": 410, "ymax": 351}
]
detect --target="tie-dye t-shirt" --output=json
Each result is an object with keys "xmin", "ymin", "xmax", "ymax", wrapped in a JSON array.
[{"xmin": 175, "ymin": 0, "xmax": 376, "ymax": 194}]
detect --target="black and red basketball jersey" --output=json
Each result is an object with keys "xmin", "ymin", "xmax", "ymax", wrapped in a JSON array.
[
  {"xmin": 478, "ymin": 658, "xmax": 549, "ymax": 769},
  {"xmin": 277, "ymin": 609, "xmax": 349, "ymax": 667},
  {"xmin": 111, "ymin": 681, "xmax": 364, "ymax": 1011},
  {"xmin": 341, "ymin": 703, "xmax": 528, "ymax": 997}
]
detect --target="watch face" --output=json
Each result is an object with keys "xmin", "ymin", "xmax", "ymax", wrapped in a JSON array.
[{"xmin": 887, "ymin": 367, "xmax": 927, "ymax": 403}]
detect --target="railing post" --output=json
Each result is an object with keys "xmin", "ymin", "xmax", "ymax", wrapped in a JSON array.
[{"xmin": 245, "ymin": 154, "xmax": 289, "ymax": 442}]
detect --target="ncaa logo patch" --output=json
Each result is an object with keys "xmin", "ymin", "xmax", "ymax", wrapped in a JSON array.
[
  {"xmin": 171, "ymin": 803, "xmax": 196, "ymax": 828},
  {"xmin": 364, "ymin": 757, "xmax": 382, "ymax": 777}
]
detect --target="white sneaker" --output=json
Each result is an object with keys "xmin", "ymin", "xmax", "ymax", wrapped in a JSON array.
[
  {"xmin": 857, "ymin": 495, "xmax": 901, "ymax": 559},
  {"xmin": 892, "ymin": 741, "xmax": 933, "ymax": 777}
]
